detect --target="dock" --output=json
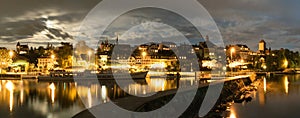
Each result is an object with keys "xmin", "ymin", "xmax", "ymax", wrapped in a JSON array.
[
  {"xmin": 0, "ymin": 73, "xmax": 38, "ymax": 80},
  {"xmin": 0, "ymin": 74, "xmax": 22, "ymax": 80}
]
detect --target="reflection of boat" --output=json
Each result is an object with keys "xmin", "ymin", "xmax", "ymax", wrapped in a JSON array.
[
  {"xmin": 148, "ymin": 72, "xmax": 181, "ymax": 79},
  {"xmin": 96, "ymin": 71, "xmax": 148, "ymax": 80},
  {"xmin": 38, "ymin": 71, "xmax": 148, "ymax": 81},
  {"xmin": 276, "ymin": 69, "xmax": 297, "ymax": 74},
  {"xmin": 166, "ymin": 73, "xmax": 181, "ymax": 80}
]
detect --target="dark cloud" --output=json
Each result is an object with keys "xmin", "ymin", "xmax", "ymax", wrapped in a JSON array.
[
  {"xmin": 0, "ymin": 17, "xmax": 72, "ymax": 42},
  {"xmin": 0, "ymin": 18, "xmax": 46, "ymax": 41},
  {"xmin": 199, "ymin": 0, "xmax": 300, "ymax": 51},
  {"xmin": 0, "ymin": 0, "xmax": 299, "ymax": 51},
  {"xmin": 0, "ymin": 0, "xmax": 101, "ymax": 19},
  {"xmin": 0, "ymin": 0, "xmax": 101, "ymax": 47},
  {"xmin": 103, "ymin": 8, "xmax": 203, "ymax": 41}
]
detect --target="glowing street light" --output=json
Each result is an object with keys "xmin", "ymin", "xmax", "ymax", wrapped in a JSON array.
[
  {"xmin": 88, "ymin": 50, "xmax": 92, "ymax": 63},
  {"xmin": 9, "ymin": 50, "xmax": 14, "ymax": 58},
  {"xmin": 241, "ymin": 59, "xmax": 244, "ymax": 63},
  {"xmin": 141, "ymin": 51, "xmax": 147, "ymax": 58},
  {"xmin": 51, "ymin": 54, "xmax": 55, "ymax": 59},
  {"xmin": 50, "ymin": 54, "xmax": 56, "ymax": 69},
  {"xmin": 283, "ymin": 59, "xmax": 288, "ymax": 68},
  {"xmin": 230, "ymin": 47, "xmax": 235, "ymax": 61},
  {"xmin": 88, "ymin": 50, "xmax": 92, "ymax": 56},
  {"xmin": 230, "ymin": 47, "xmax": 235, "ymax": 73},
  {"xmin": 262, "ymin": 65, "xmax": 267, "ymax": 70}
]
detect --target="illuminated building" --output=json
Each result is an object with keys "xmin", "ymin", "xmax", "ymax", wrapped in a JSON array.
[
  {"xmin": 16, "ymin": 42, "xmax": 29, "ymax": 55},
  {"xmin": 38, "ymin": 56, "xmax": 57, "ymax": 73},
  {"xmin": 258, "ymin": 39, "xmax": 266, "ymax": 53}
]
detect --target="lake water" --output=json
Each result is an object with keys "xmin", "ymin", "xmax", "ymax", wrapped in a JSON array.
[
  {"xmin": 0, "ymin": 76, "xmax": 198, "ymax": 118},
  {"xmin": 229, "ymin": 74, "xmax": 300, "ymax": 118},
  {"xmin": 1, "ymin": 74, "xmax": 299, "ymax": 118}
]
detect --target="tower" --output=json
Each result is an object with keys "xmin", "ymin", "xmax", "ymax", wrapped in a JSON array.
[
  {"xmin": 205, "ymin": 35, "xmax": 209, "ymax": 42},
  {"xmin": 16, "ymin": 42, "xmax": 20, "ymax": 54},
  {"xmin": 116, "ymin": 35, "xmax": 119, "ymax": 45},
  {"xmin": 258, "ymin": 39, "xmax": 266, "ymax": 52},
  {"xmin": 105, "ymin": 37, "xmax": 109, "ymax": 45}
]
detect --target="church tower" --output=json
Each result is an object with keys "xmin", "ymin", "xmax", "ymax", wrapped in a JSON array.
[
  {"xmin": 16, "ymin": 42, "xmax": 20, "ymax": 54},
  {"xmin": 258, "ymin": 39, "xmax": 266, "ymax": 53},
  {"xmin": 116, "ymin": 35, "xmax": 119, "ymax": 45}
]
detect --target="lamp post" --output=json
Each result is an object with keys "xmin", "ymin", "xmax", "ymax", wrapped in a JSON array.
[
  {"xmin": 51, "ymin": 54, "xmax": 55, "ymax": 59},
  {"xmin": 51, "ymin": 54, "xmax": 55, "ymax": 69},
  {"xmin": 283, "ymin": 59, "xmax": 288, "ymax": 68},
  {"xmin": 230, "ymin": 47, "xmax": 235, "ymax": 73},
  {"xmin": 9, "ymin": 50, "xmax": 14, "ymax": 58},
  {"xmin": 88, "ymin": 50, "xmax": 92, "ymax": 63},
  {"xmin": 141, "ymin": 51, "xmax": 147, "ymax": 58},
  {"xmin": 141, "ymin": 52, "xmax": 147, "ymax": 70},
  {"xmin": 9, "ymin": 51, "xmax": 14, "ymax": 72},
  {"xmin": 230, "ymin": 47, "xmax": 235, "ymax": 61}
]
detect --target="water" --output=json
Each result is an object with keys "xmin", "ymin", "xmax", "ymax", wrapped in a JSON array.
[
  {"xmin": 4, "ymin": 74, "xmax": 298, "ymax": 118},
  {"xmin": 229, "ymin": 74, "xmax": 300, "ymax": 118},
  {"xmin": 0, "ymin": 77, "xmax": 198, "ymax": 118}
]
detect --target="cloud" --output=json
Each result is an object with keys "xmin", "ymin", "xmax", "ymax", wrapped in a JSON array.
[
  {"xmin": 199, "ymin": 0, "xmax": 300, "ymax": 51},
  {"xmin": 118, "ymin": 21, "xmax": 191, "ymax": 45},
  {"xmin": 0, "ymin": 0, "xmax": 102, "ymax": 49},
  {"xmin": 79, "ymin": 7, "xmax": 212, "ymax": 49},
  {"xmin": 0, "ymin": 17, "xmax": 73, "ymax": 41},
  {"xmin": 0, "ymin": 0, "xmax": 299, "ymax": 52}
]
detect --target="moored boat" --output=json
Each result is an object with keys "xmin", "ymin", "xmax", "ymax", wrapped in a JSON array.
[{"xmin": 38, "ymin": 71, "xmax": 148, "ymax": 81}]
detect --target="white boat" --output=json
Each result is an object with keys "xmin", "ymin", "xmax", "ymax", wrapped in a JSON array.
[{"xmin": 38, "ymin": 70, "xmax": 148, "ymax": 81}]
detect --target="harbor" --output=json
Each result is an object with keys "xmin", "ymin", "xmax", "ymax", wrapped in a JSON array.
[
  {"xmin": 0, "ymin": 2, "xmax": 300, "ymax": 117},
  {"xmin": 0, "ymin": 71, "xmax": 296, "ymax": 117},
  {"xmin": 0, "ymin": 72, "xmax": 259, "ymax": 118}
]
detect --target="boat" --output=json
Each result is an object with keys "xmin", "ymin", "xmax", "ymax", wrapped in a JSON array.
[
  {"xmin": 275, "ymin": 69, "xmax": 297, "ymax": 74},
  {"xmin": 38, "ymin": 70, "xmax": 148, "ymax": 81},
  {"xmin": 166, "ymin": 73, "xmax": 181, "ymax": 80},
  {"xmin": 96, "ymin": 71, "xmax": 148, "ymax": 80}
]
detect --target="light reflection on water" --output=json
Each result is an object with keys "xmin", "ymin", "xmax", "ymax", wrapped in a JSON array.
[
  {"xmin": 230, "ymin": 74, "xmax": 300, "ymax": 118},
  {"xmin": 0, "ymin": 76, "xmax": 198, "ymax": 118}
]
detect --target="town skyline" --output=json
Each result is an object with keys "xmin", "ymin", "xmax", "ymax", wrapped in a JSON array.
[
  {"xmin": 1, "ymin": 1, "xmax": 300, "ymax": 117},
  {"xmin": 1, "ymin": 37, "xmax": 298, "ymax": 52}
]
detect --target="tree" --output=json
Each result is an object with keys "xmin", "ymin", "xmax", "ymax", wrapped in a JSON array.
[
  {"xmin": 0, "ymin": 49, "xmax": 12, "ymax": 73},
  {"xmin": 55, "ymin": 43, "xmax": 73, "ymax": 68}
]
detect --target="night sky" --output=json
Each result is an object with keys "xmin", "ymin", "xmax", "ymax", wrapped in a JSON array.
[{"xmin": 0, "ymin": 0, "xmax": 299, "ymax": 51}]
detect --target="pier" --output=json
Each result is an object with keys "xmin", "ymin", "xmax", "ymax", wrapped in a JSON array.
[
  {"xmin": 0, "ymin": 73, "xmax": 39, "ymax": 80},
  {"xmin": 0, "ymin": 74, "xmax": 22, "ymax": 80}
]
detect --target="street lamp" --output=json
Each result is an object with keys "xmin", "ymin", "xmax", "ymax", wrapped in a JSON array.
[
  {"xmin": 262, "ymin": 65, "xmax": 267, "ymax": 70},
  {"xmin": 51, "ymin": 54, "xmax": 55, "ymax": 59},
  {"xmin": 230, "ymin": 47, "xmax": 235, "ymax": 61},
  {"xmin": 230, "ymin": 47, "xmax": 235, "ymax": 73},
  {"xmin": 51, "ymin": 54, "xmax": 55, "ymax": 69},
  {"xmin": 9, "ymin": 50, "xmax": 14, "ymax": 58},
  {"xmin": 283, "ymin": 59, "xmax": 288, "ymax": 68},
  {"xmin": 141, "ymin": 51, "xmax": 147, "ymax": 58},
  {"xmin": 88, "ymin": 50, "xmax": 92, "ymax": 63}
]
